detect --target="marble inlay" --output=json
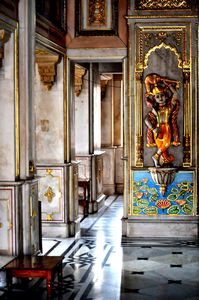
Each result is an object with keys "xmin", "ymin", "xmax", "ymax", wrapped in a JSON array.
[{"xmin": 1, "ymin": 195, "xmax": 199, "ymax": 299}]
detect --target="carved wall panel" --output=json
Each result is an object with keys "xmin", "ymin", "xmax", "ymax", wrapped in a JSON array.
[
  {"xmin": 37, "ymin": 163, "xmax": 80, "ymax": 238},
  {"xmin": 75, "ymin": 0, "xmax": 118, "ymax": 36},
  {"xmin": 133, "ymin": 24, "xmax": 191, "ymax": 168},
  {"xmin": 0, "ymin": 186, "xmax": 22, "ymax": 255},
  {"xmin": 37, "ymin": 166, "xmax": 65, "ymax": 222},
  {"xmin": 126, "ymin": 12, "xmax": 198, "ymax": 236},
  {"xmin": 76, "ymin": 155, "xmax": 91, "ymax": 179}
]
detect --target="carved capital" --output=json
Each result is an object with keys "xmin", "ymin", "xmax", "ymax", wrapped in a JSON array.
[
  {"xmin": 75, "ymin": 64, "xmax": 87, "ymax": 97},
  {"xmin": 35, "ymin": 49, "xmax": 60, "ymax": 90},
  {"xmin": 183, "ymin": 71, "xmax": 190, "ymax": 82},
  {"xmin": 135, "ymin": 71, "xmax": 143, "ymax": 82},
  {"xmin": 0, "ymin": 29, "xmax": 11, "ymax": 68}
]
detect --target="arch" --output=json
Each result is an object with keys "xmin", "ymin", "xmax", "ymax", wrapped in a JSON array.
[{"xmin": 144, "ymin": 42, "xmax": 182, "ymax": 69}]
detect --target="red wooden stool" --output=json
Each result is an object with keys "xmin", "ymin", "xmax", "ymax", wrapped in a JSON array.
[{"xmin": 3, "ymin": 255, "xmax": 63, "ymax": 299}]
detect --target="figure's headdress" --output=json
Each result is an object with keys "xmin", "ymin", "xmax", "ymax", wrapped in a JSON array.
[
  {"xmin": 144, "ymin": 73, "xmax": 180, "ymax": 97},
  {"xmin": 152, "ymin": 85, "xmax": 164, "ymax": 96}
]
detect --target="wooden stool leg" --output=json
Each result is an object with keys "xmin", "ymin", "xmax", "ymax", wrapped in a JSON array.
[
  {"xmin": 58, "ymin": 264, "xmax": 62, "ymax": 289},
  {"xmin": 47, "ymin": 273, "xmax": 52, "ymax": 300},
  {"xmin": 6, "ymin": 271, "xmax": 12, "ymax": 291}
]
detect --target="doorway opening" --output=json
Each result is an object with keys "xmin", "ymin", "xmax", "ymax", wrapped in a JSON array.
[{"xmin": 71, "ymin": 60, "xmax": 125, "ymax": 220}]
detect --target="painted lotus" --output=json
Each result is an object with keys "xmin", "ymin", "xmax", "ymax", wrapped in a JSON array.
[
  {"xmin": 132, "ymin": 172, "xmax": 194, "ymax": 216},
  {"xmin": 156, "ymin": 200, "xmax": 171, "ymax": 209}
]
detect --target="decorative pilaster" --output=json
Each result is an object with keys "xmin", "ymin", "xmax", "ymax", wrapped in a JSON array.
[
  {"xmin": 183, "ymin": 71, "xmax": 191, "ymax": 167},
  {"xmin": 136, "ymin": 134, "xmax": 143, "ymax": 166},
  {"xmin": 135, "ymin": 71, "xmax": 143, "ymax": 166}
]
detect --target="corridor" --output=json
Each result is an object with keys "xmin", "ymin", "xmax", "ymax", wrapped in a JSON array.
[{"xmin": 1, "ymin": 195, "xmax": 199, "ymax": 300}]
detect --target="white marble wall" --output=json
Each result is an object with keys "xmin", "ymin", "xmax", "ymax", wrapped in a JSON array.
[
  {"xmin": 93, "ymin": 64, "xmax": 101, "ymax": 150},
  {"xmin": 35, "ymin": 58, "xmax": 64, "ymax": 164},
  {"xmin": 19, "ymin": 0, "xmax": 36, "ymax": 178},
  {"xmin": 101, "ymin": 74, "xmax": 124, "ymax": 195},
  {"xmin": 0, "ymin": 1, "xmax": 41, "ymax": 259},
  {"xmin": 115, "ymin": 147, "xmax": 124, "ymax": 193},
  {"xmin": 102, "ymin": 147, "xmax": 124, "ymax": 195},
  {"xmin": 0, "ymin": 34, "xmax": 15, "ymax": 181},
  {"xmin": 101, "ymin": 80, "xmax": 113, "ymax": 146},
  {"xmin": 75, "ymin": 71, "xmax": 89, "ymax": 154},
  {"xmin": 102, "ymin": 147, "xmax": 116, "ymax": 195}
]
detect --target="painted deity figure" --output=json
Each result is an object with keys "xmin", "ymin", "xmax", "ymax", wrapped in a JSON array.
[{"xmin": 144, "ymin": 73, "xmax": 181, "ymax": 167}]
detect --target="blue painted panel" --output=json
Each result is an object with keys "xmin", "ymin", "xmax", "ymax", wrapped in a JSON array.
[{"xmin": 131, "ymin": 171, "xmax": 194, "ymax": 216}]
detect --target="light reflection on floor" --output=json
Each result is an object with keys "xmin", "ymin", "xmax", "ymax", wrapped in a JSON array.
[{"xmin": 1, "ymin": 195, "xmax": 199, "ymax": 300}]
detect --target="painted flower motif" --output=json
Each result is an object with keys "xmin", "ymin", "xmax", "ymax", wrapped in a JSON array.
[
  {"xmin": 136, "ymin": 192, "xmax": 144, "ymax": 199},
  {"xmin": 156, "ymin": 199, "xmax": 171, "ymax": 209},
  {"xmin": 142, "ymin": 178, "xmax": 148, "ymax": 183},
  {"xmin": 176, "ymin": 200, "xmax": 186, "ymax": 206}
]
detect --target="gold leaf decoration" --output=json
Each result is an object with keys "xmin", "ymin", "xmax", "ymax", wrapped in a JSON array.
[
  {"xmin": 137, "ymin": 0, "xmax": 190, "ymax": 10},
  {"xmin": 44, "ymin": 186, "xmax": 55, "ymax": 203}
]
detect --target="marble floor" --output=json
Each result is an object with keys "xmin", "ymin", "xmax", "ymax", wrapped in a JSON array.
[{"xmin": 1, "ymin": 195, "xmax": 199, "ymax": 299}]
